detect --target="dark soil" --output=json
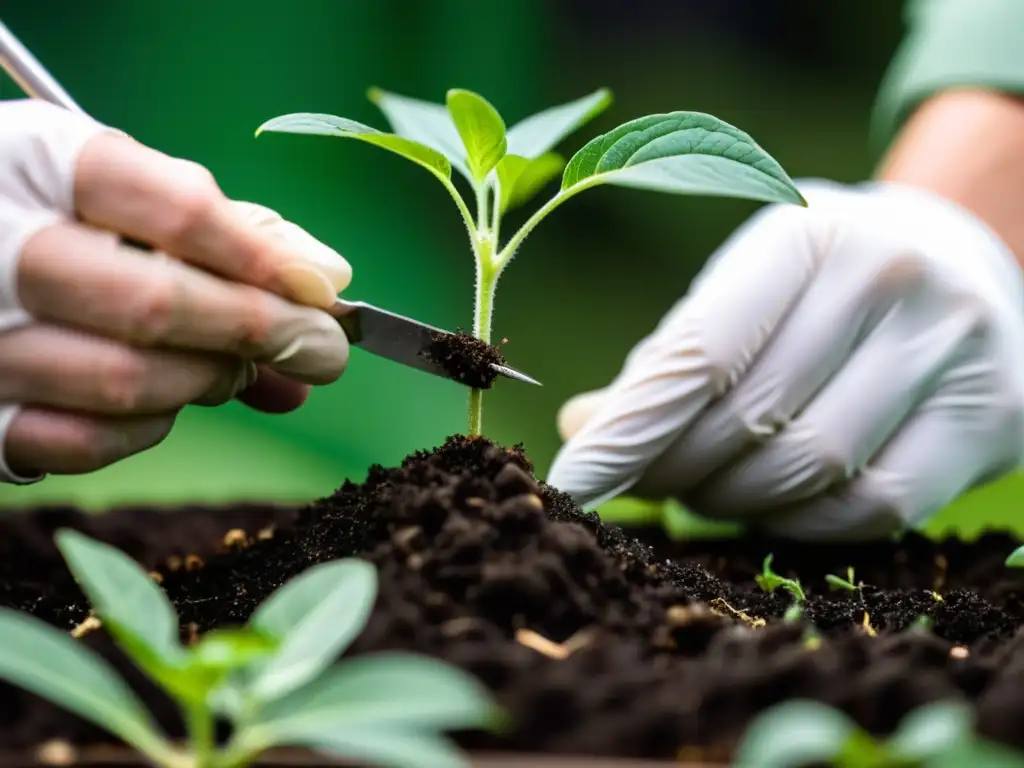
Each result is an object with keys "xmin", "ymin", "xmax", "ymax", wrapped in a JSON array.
[
  {"xmin": 423, "ymin": 331, "xmax": 506, "ymax": 389},
  {"xmin": 2, "ymin": 436, "xmax": 1024, "ymax": 762}
]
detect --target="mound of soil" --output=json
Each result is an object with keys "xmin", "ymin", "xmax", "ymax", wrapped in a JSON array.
[
  {"xmin": 2, "ymin": 436, "xmax": 1024, "ymax": 762},
  {"xmin": 423, "ymin": 331, "xmax": 506, "ymax": 389}
]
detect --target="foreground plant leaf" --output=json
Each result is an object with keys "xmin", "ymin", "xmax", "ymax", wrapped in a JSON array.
[
  {"xmin": 505, "ymin": 87, "xmax": 612, "ymax": 159},
  {"xmin": 250, "ymin": 558, "xmax": 377, "ymax": 701},
  {"xmin": 887, "ymin": 700, "xmax": 975, "ymax": 762},
  {"xmin": 54, "ymin": 529, "xmax": 182, "ymax": 667},
  {"xmin": 368, "ymin": 87, "xmax": 471, "ymax": 180},
  {"xmin": 446, "ymin": 89, "xmax": 507, "ymax": 183},
  {"xmin": 0, "ymin": 610, "xmax": 171, "ymax": 760},
  {"xmin": 496, "ymin": 153, "xmax": 565, "ymax": 213},
  {"xmin": 256, "ymin": 113, "xmax": 452, "ymax": 183},
  {"xmin": 311, "ymin": 728, "xmax": 469, "ymax": 768},
  {"xmin": 560, "ymin": 112, "xmax": 806, "ymax": 206},
  {"xmin": 732, "ymin": 699, "xmax": 859, "ymax": 768},
  {"xmin": 1005, "ymin": 544, "xmax": 1024, "ymax": 567}
]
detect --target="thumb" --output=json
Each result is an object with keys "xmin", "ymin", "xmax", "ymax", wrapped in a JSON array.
[{"xmin": 556, "ymin": 387, "xmax": 611, "ymax": 440}]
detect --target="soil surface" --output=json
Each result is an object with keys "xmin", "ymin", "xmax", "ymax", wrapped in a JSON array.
[
  {"xmin": 423, "ymin": 331, "xmax": 506, "ymax": 389},
  {"xmin": 2, "ymin": 437, "xmax": 1024, "ymax": 762}
]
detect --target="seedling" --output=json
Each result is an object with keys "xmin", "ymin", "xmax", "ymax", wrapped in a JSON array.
[
  {"xmin": 1005, "ymin": 544, "xmax": 1024, "ymax": 568},
  {"xmin": 0, "ymin": 530, "xmax": 498, "ymax": 768},
  {"xmin": 825, "ymin": 567, "xmax": 859, "ymax": 592},
  {"xmin": 256, "ymin": 87, "xmax": 805, "ymax": 435},
  {"xmin": 911, "ymin": 615, "xmax": 935, "ymax": 634},
  {"xmin": 755, "ymin": 554, "xmax": 806, "ymax": 603},
  {"xmin": 732, "ymin": 698, "xmax": 1022, "ymax": 767}
]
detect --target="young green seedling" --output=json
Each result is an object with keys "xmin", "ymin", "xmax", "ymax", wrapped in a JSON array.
[
  {"xmin": 0, "ymin": 530, "xmax": 498, "ymax": 768},
  {"xmin": 755, "ymin": 554, "xmax": 806, "ymax": 603},
  {"xmin": 825, "ymin": 566, "xmax": 859, "ymax": 593},
  {"xmin": 1005, "ymin": 544, "xmax": 1024, "ymax": 568},
  {"xmin": 255, "ymin": 87, "xmax": 805, "ymax": 435}
]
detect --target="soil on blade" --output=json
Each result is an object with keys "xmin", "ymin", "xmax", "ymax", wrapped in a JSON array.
[
  {"xmin": 423, "ymin": 331, "xmax": 506, "ymax": 389},
  {"xmin": 1, "ymin": 437, "xmax": 1024, "ymax": 761}
]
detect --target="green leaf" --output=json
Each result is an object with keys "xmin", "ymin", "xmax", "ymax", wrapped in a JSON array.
[
  {"xmin": 311, "ymin": 729, "xmax": 469, "ymax": 768},
  {"xmin": 495, "ymin": 153, "xmax": 565, "ymax": 213},
  {"xmin": 888, "ymin": 700, "xmax": 974, "ymax": 761},
  {"xmin": 190, "ymin": 628, "xmax": 278, "ymax": 674},
  {"xmin": 445, "ymin": 89, "xmax": 507, "ymax": 183},
  {"xmin": 54, "ymin": 529, "xmax": 181, "ymax": 667},
  {"xmin": 506, "ymin": 88, "xmax": 612, "ymax": 159},
  {"xmin": 0, "ymin": 609, "xmax": 166, "ymax": 757},
  {"xmin": 255, "ymin": 113, "xmax": 452, "ymax": 182},
  {"xmin": 1005, "ymin": 544, "xmax": 1024, "ymax": 567},
  {"xmin": 249, "ymin": 558, "xmax": 377, "ymax": 702},
  {"xmin": 254, "ymin": 652, "xmax": 498, "ymax": 736},
  {"xmin": 732, "ymin": 699, "xmax": 858, "ymax": 768},
  {"xmin": 368, "ymin": 87, "xmax": 471, "ymax": 180},
  {"xmin": 825, "ymin": 574, "xmax": 855, "ymax": 591},
  {"xmin": 561, "ymin": 112, "xmax": 806, "ymax": 207}
]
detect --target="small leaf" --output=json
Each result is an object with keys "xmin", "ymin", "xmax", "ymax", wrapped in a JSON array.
[
  {"xmin": 825, "ymin": 574, "xmax": 855, "ymax": 591},
  {"xmin": 446, "ymin": 89, "xmax": 507, "ymax": 183},
  {"xmin": 561, "ymin": 112, "xmax": 805, "ymax": 207},
  {"xmin": 311, "ymin": 729, "xmax": 469, "ymax": 768},
  {"xmin": 54, "ymin": 530, "xmax": 181, "ymax": 666},
  {"xmin": 496, "ymin": 152, "xmax": 565, "ymax": 213},
  {"xmin": 732, "ymin": 699, "xmax": 858, "ymax": 768},
  {"xmin": 0, "ymin": 609, "xmax": 165, "ymax": 756},
  {"xmin": 368, "ymin": 87, "xmax": 471, "ymax": 180},
  {"xmin": 888, "ymin": 700, "xmax": 974, "ymax": 761},
  {"xmin": 250, "ymin": 559, "xmax": 377, "ymax": 702},
  {"xmin": 190, "ymin": 628, "xmax": 278, "ymax": 674},
  {"xmin": 1005, "ymin": 545, "xmax": 1024, "ymax": 567},
  {"xmin": 256, "ymin": 113, "xmax": 452, "ymax": 182},
  {"xmin": 254, "ymin": 652, "xmax": 498, "ymax": 736},
  {"xmin": 506, "ymin": 88, "xmax": 612, "ymax": 159}
]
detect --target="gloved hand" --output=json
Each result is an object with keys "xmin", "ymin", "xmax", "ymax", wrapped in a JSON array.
[
  {"xmin": 0, "ymin": 99, "xmax": 352, "ymax": 484},
  {"xmin": 547, "ymin": 180, "xmax": 1024, "ymax": 540}
]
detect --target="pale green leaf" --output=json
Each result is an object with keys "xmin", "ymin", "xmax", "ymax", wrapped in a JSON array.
[
  {"xmin": 888, "ymin": 700, "xmax": 974, "ymax": 761},
  {"xmin": 368, "ymin": 87, "xmax": 471, "ymax": 180},
  {"xmin": 496, "ymin": 152, "xmax": 564, "ymax": 213},
  {"xmin": 311, "ymin": 729, "xmax": 469, "ymax": 768},
  {"xmin": 732, "ymin": 700, "xmax": 857, "ymax": 768},
  {"xmin": 54, "ymin": 529, "xmax": 180, "ymax": 666},
  {"xmin": 561, "ymin": 112, "xmax": 806, "ymax": 207},
  {"xmin": 446, "ymin": 89, "xmax": 507, "ymax": 183},
  {"xmin": 255, "ymin": 113, "xmax": 452, "ymax": 182},
  {"xmin": 249, "ymin": 558, "xmax": 377, "ymax": 702},
  {"xmin": 254, "ymin": 652, "xmax": 498, "ymax": 736},
  {"xmin": 506, "ymin": 88, "xmax": 612, "ymax": 159},
  {"xmin": 1005, "ymin": 544, "xmax": 1024, "ymax": 567},
  {"xmin": 0, "ymin": 609, "xmax": 166, "ymax": 756}
]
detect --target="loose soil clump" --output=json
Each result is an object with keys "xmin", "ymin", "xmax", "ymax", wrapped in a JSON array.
[
  {"xmin": 423, "ymin": 331, "xmax": 506, "ymax": 388},
  {"xmin": 2, "ymin": 436, "xmax": 1024, "ymax": 762}
]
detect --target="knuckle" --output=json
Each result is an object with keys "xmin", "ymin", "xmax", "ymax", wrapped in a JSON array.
[
  {"xmin": 95, "ymin": 350, "xmax": 148, "ymax": 413},
  {"xmin": 810, "ymin": 434, "xmax": 851, "ymax": 483},
  {"xmin": 125, "ymin": 276, "xmax": 178, "ymax": 343},
  {"xmin": 225, "ymin": 286, "xmax": 274, "ymax": 355},
  {"xmin": 162, "ymin": 161, "xmax": 221, "ymax": 247}
]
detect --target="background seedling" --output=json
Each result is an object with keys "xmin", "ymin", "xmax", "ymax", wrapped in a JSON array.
[
  {"xmin": 825, "ymin": 567, "xmax": 859, "ymax": 592},
  {"xmin": 0, "ymin": 530, "xmax": 498, "ymax": 768},
  {"xmin": 256, "ymin": 87, "xmax": 805, "ymax": 435},
  {"xmin": 1005, "ymin": 544, "xmax": 1024, "ymax": 568},
  {"xmin": 755, "ymin": 554, "xmax": 806, "ymax": 603}
]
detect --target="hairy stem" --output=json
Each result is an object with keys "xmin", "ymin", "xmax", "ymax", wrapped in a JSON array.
[{"xmin": 469, "ymin": 182, "xmax": 498, "ymax": 436}]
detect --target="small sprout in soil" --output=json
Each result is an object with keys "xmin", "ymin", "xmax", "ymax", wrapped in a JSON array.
[
  {"xmin": 781, "ymin": 603, "xmax": 804, "ymax": 623},
  {"xmin": 929, "ymin": 590, "xmax": 944, "ymax": 602},
  {"xmin": 733, "ymin": 698, "xmax": 1006, "ymax": 768},
  {"xmin": 0, "ymin": 529, "xmax": 498, "ymax": 768},
  {"xmin": 825, "ymin": 566, "xmax": 859, "ymax": 592},
  {"xmin": 861, "ymin": 611, "xmax": 878, "ymax": 637},
  {"xmin": 755, "ymin": 554, "xmax": 806, "ymax": 603},
  {"xmin": 911, "ymin": 615, "xmax": 934, "ymax": 633},
  {"xmin": 255, "ymin": 86, "xmax": 805, "ymax": 436},
  {"xmin": 1005, "ymin": 544, "xmax": 1024, "ymax": 568}
]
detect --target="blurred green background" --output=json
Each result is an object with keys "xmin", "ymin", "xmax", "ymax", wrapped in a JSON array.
[{"xmin": 1, "ymin": 0, "xmax": 1020, "ymax": 538}]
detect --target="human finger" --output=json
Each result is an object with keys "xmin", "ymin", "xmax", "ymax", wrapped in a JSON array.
[
  {"xmin": 17, "ymin": 221, "xmax": 348, "ymax": 385},
  {"xmin": 236, "ymin": 366, "xmax": 311, "ymax": 414},
  {"xmin": 4, "ymin": 408, "xmax": 177, "ymax": 476},
  {"xmin": 73, "ymin": 132, "xmax": 350, "ymax": 309}
]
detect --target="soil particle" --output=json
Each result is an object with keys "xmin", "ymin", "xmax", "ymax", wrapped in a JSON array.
[
  {"xmin": 2, "ymin": 437, "xmax": 1024, "ymax": 761},
  {"xmin": 422, "ymin": 331, "xmax": 506, "ymax": 389}
]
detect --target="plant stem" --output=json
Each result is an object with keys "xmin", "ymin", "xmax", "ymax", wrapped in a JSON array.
[
  {"xmin": 185, "ymin": 705, "xmax": 215, "ymax": 768},
  {"xmin": 468, "ymin": 183, "xmax": 498, "ymax": 437}
]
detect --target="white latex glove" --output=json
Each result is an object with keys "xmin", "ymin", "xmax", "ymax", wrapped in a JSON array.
[
  {"xmin": 0, "ymin": 99, "xmax": 352, "ymax": 484},
  {"xmin": 548, "ymin": 180, "xmax": 1024, "ymax": 540}
]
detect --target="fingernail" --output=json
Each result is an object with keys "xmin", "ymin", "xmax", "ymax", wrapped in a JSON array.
[{"xmin": 278, "ymin": 262, "xmax": 337, "ymax": 309}]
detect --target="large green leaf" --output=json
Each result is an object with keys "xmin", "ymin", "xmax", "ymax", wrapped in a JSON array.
[
  {"xmin": 506, "ymin": 88, "xmax": 612, "ymax": 159},
  {"xmin": 561, "ymin": 112, "xmax": 806, "ymax": 206},
  {"xmin": 368, "ymin": 87, "xmax": 471, "ymax": 180},
  {"xmin": 495, "ymin": 153, "xmax": 565, "ymax": 213},
  {"xmin": 0, "ymin": 609, "xmax": 167, "ymax": 757},
  {"xmin": 256, "ymin": 113, "xmax": 452, "ymax": 182},
  {"xmin": 888, "ymin": 700, "xmax": 974, "ymax": 761},
  {"xmin": 249, "ymin": 558, "xmax": 377, "ymax": 702},
  {"xmin": 254, "ymin": 653, "xmax": 497, "ymax": 736},
  {"xmin": 732, "ymin": 700, "xmax": 856, "ymax": 768},
  {"xmin": 54, "ymin": 530, "xmax": 181, "ymax": 667},
  {"xmin": 311, "ymin": 729, "xmax": 469, "ymax": 768},
  {"xmin": 445, "ymin": 89, "xmax": 507, "ymax": 184}
]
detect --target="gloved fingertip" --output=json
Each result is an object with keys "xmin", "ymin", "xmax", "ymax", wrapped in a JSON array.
[{"xmin": 557, "ymin": 388, "xmax": 610, "ymax": 439}]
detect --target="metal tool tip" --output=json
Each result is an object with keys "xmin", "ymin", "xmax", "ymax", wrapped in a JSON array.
[{"xmin": 491, "ymin": 363, "xmax": 542, "ymax": 386}]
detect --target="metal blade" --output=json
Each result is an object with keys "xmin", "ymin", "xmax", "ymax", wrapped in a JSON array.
[{"xmin": 330, "ymin": 299, "xmax": 541, "ymax": 387}]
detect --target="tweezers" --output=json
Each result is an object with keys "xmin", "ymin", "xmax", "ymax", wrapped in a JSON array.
[{"xmin": 0, "ymin": 19, "xmax": 540, "ymax": 388}]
